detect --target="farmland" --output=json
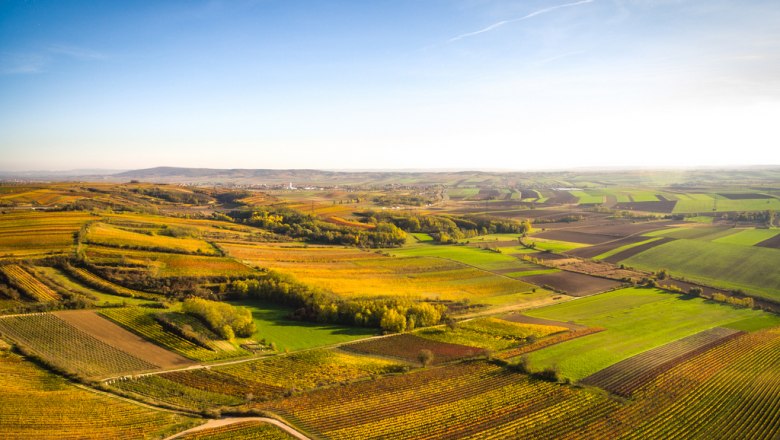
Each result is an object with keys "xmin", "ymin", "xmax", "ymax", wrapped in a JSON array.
[
  {"xmin": 522, "ymin": 287, "xmax": 776, "ymax": 380},
  {"xmin": 0, "ymin": 175, "xmax": 778, "ymax": 438}
]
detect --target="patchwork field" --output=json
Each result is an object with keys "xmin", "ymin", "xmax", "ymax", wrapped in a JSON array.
[
  {"xmin": 221, "ymin": 242, "xmax": 541, "ymax": 303},
  {"xmin": 0, "ymin": 313, "xmax": 160, "ymax": 378},
  {"xmin": 342, "ymin": 334, "xmax": 488, "ymax": 365},
  {"xmin": 620, "ymin": 239, "xmax": 780, "ymax": 301}
]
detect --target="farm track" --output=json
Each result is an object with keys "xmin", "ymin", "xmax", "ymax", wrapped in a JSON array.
[{"xmin": 163, "ymin": 417, "xmax": 311, "ymax": 440}]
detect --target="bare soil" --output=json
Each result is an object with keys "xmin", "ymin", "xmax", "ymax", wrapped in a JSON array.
[
  {"xmin": 718, "ymin": 193, "xmax": 774, "ymax": 200},
  {"xmin": 756, "ymin": 233, "xmax": 780, "ymax": 249},
  {"xmin": 534, "ymin": 230, "xmax": 618, "ymax": 244},
  {"xmin": 524, "ymin": 271, "xmax": 622, "ymax": 297},
  {"xmin": 55, "ymin": 310, "xmax": 195, "ymax": 370}
]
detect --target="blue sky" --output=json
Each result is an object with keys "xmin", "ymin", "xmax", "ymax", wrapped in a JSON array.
[{"xmin": 1, "ymin": 0, "xmax": 779, "ymax": 171}]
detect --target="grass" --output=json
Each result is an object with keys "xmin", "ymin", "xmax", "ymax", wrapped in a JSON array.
[
  {"xmin": 684, "ymin": 216, "xmax": 714, "ymax": 223},
  {"xmin": 230, "ymin": 299, "xmax": 376, "ymax": 351},
  {"xmin": 507, "ymin": 269, "xmax": 561, "ymax": 277},
  {"xmin": 570, "ymin": 191, "xmax": 604, "ymax": 204},
  {"xmin": 673, "ymin": 196, "xmax": 780, "ymax": 213},
  {"xmin": 643, "ymin": 226, "xmax": 737, "ymax": 240},
  {"xmin": 723, "ymin": 315, "xmax": 780, "ymax": 332},
  {"xmin": 392, "ymin": 242, "xmax": 527, "ymax": 272},
  {"xmin": 621, "ymin": 239, "xmax": 780, "ymax": 301},
  {"xmin": 523, "ymin": 287, "xmax": 775, "ymax": 380},
  {"xmin": 525, "ymin": 237, "xmax": 587, "ymax": 253},
  {"xmin": 712, "ymin": 228, "xmax": 780, "ymax": 246}
]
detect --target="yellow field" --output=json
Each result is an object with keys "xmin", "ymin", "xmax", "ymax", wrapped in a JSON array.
[
  {"xmin": 104, "ymin": 212, "xmax": 263, "ymax": 241},
  {"xmin": 0, "ymin": 351, "xmax": 195, "ymax": 439},
  {"xmin": 0, "ymin": 211, "xmax": 92, "ymax": 258},
  {"xmin": 85, "ymin": 245, "xmax": 256, "ymax": 278},
  {"xmin": 220, "ymin": 242, "xmax": 536, "ymax": 301},
  {"xmin": 85, "ymin": 223, "xmax": 219, "ymax": 255},
  {"xmin": 0, "ymin": 265, "xmax": 60, "ymax": 301}
]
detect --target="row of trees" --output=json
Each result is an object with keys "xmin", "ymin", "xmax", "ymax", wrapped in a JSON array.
[
  {"xmin": 224, "ymin": 271, "xmax": 445, "ymax": 333},
  {"xmin": 225, "ymin": 207, "xmax": 407, "ymax": 248},
  {"xmin": 357, "ymin": 211, "xmax": 531, "ymax": 243}
]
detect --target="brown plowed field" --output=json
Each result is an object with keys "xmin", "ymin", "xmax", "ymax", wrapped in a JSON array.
[
  {"xmin": 566, "ymin": 235, "xmax": 649, "ymax": 259},
  {"xmin": 756, "ymin": 233, "xmax": 780, "ymax": 249},
  {"xmin": 524, "ymin": 271, "xmax": 621, "ymax": 297},
  {"xmin": 342, "ymin": 334, "xmax": 486, "ymax": 365},
  {"xmin": 719, "ymin": 193, "xmax": 774, "ymax": 199},
  {"xmin": 545, "ymin": 191, "xmax": 578, "ymax": 205},
  {"xmin": 533, "ymin": 230, "xmax": 616, "ymax": 244},
  {"xmin": 580, "ymin": 327, "xmax": 743, "ymax": 397},
  {"xmin": 54, "ymin": 310, "xmax": 194, "ymax": 370},
  {"xmin": 501, "ymin": 313, "xmax": 588, "ymax": 331},
  {"xmin": 613, "ymin": 201, "xmax": 677, "ymax": 213},
  {"xmin": 603, "ymin": 237, "xmax": 676, "ymax": 264}
]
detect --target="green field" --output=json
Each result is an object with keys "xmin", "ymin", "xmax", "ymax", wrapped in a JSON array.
[
  {"xmin": 644, "ymin": 226, "xmax": 737, "ymax": 241},
  {"xmin": 620, "ymin": 239, "xmax": 780, "ymax": 301},
  {"xmin": 229, "ymin": 299, "xmax": 376, "ymax": 351},
  {"xmin": 673, "ymin": 195, "xmax": 780, "ymax": 213},
  {"xmin": 712, "ymin": 228, "xmax": 780, "ymax": 246},
  {"xmin": 523, "ymin": 287, "xmax": 775, "ymax": 380},
  {"xmin": 392, "ymin": 242, "xmax": 529, "ymax": 272}
]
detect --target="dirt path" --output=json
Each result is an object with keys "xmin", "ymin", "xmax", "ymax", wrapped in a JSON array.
[
  {"xmin": 54, "ymin": 310, "xmax": 194, "ymax": 370},
  {"xmin": 162, "ymin": 417, "xmax": 310, "ymax": 440}
]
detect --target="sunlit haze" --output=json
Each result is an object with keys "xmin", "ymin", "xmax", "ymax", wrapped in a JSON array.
[{"xmin": 1, "ymin": 0, "xmax": 779, "ymax": 171}]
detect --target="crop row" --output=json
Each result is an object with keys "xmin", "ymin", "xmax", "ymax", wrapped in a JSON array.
[
  {"xmin": 0, "ymin": 351, "xmax": 194, "ymax": 439},
  {"xmin": 100, "ymin": 307, "xmax": 243, "ymax": 362},
  {"xmin": 60, "ymin": 263, "xmax": 155, "ymax": 299},
  {"xmin": 0, "ymin": 313, "xmax": 158, "ymax": 377},
  {"xmin": 580, "ymin": 327, "xmax": 742, "ymax": 396},
  {"xmin": 0, "ymin": 265, "xmax": 60, "ymax": 302},
  {"xmin": 560, "ymin": 327, "xmax": 780, "ymax": 439},
  {"xmin": 258, "ymin": 362, "xmax": 618, "ymax": 439}
]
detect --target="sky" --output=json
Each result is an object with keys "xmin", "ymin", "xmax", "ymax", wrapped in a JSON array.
[{"xmin": 1, "ymin": 0, "xmax": 779, "ymax": 171}]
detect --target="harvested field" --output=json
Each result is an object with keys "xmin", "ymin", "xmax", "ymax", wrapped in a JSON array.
[
  {"xmin": 718, "ymin": 193, "xmax": 774, "ymax": 199},
  {"xmin": 524, "ymin": 271, "xmax": 622, "ymax": 296},
  {"xmin": 580, "ymin": 327, "xmax": 743, "ymax": 396},
  {"xmin": 544, "ymin": 259, "xmax": 642, "ymax": 282},
  {"xmin": 533, "ymin": 230, "xmax": 615, "ymax": 245},
  {"xmin": 756, "ymin": 232, "xmax": 780, "ymax": 249},
  {"xmin": 342, "ymin": 334, "xmax": 487, "ymax": 365},
  {"xmin": 613, "ymin": 200, "xmax": 677, "ymax": 213},
  {"xmin": 545, "ymin": 191, "xmax": 578, "ymax": 204},
  {"xmin": 495, "ymin": 327, "xmax": 605, "ymax": 360},
  {"xmin": 526, "ymin": 251, "xmax": 572, "ymax": 261},
  {"xmin": 501, "ymin": 313, "xmax": 588, "ymax": 331},
  {"xmin": 602, "ymin": 237, "xmax": 676, "ymax": 264},
  {"xmin": 54, "ymin": 310, "xmax": 194, "ymax": 370},
  {"xmin": 566, "ymin": 235, "xmax": 649, "ymax": 259}
]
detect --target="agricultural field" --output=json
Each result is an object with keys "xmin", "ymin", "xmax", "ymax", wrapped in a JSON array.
[
  {"xmin": 85, "ymin": 222, "xmax": 219, "ymax": 255},
  {"xmin": 0, "ymin": 351, "xmax": 196, "ymax": 439},
  {"xmin": 619, "ymin": 239, "xmax": 780, "ymax": 301},
  {"xmin": 220, "ymin": 241, "xmax": 544, "ymax": 305},
  {"xmin": 0, "ymin": 176, "xmax": 779, "ymax": 438},
  {"xmin": 100, "ymin": 307, "xmax": 247, "ymax": 362},
  {"xmin": 0, "ymin": 313, "xmax": 160, "ymax": 377},
  {"xmin": 0, "ymin": 211, "xmax": 91, "ymax": 258},
  {"xmin": 522, "ymin": 287, "xmax": 777, "ymax": 380},
  {"xmin": 230, "ymin": 299, "xmax": 376, "ymax": 351}
]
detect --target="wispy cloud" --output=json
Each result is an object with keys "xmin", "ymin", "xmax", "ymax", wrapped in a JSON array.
[
  {"xmin": 0, "ymin": 53, "xmax": 49, "ymax": 75},
  {"xmin": 448, "ymin": 0, "xmax": 596, "ymax": 43}
]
